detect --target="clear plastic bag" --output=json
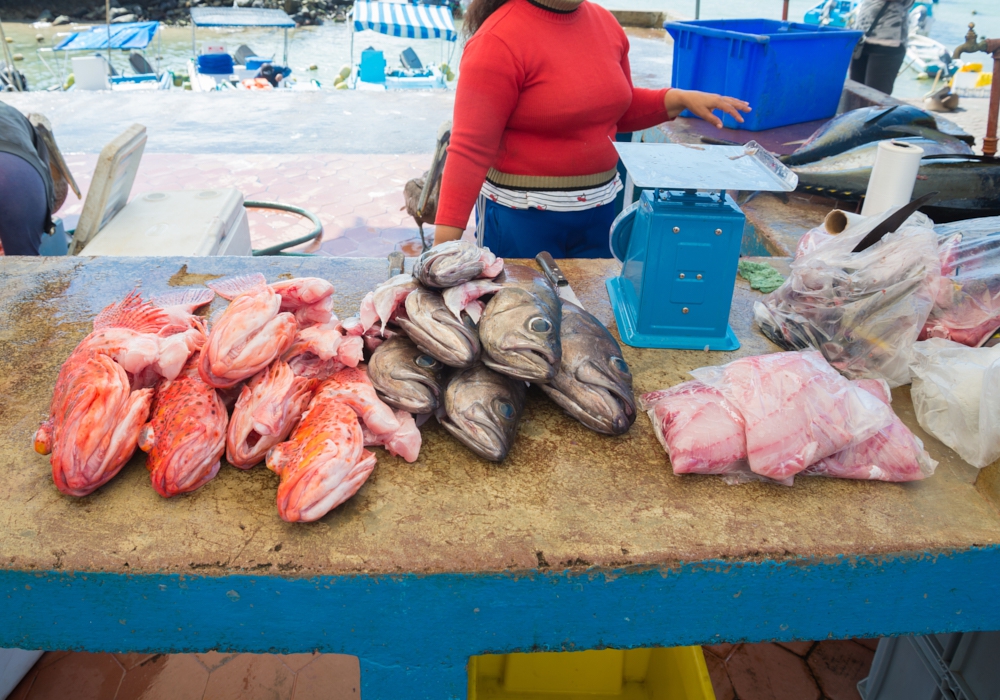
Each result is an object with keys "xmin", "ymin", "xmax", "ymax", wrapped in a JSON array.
[
  {"xmin": 754, "ymin": 211, "xmax": 941, "ymax": 387},
  {"xmin": 794, "ymin": 225, "xmax": 834, "ymax": 259},
  {"xmin": 803, "ymin": 378, "xmax": 937, "ymax": 481},
  {"xmin": 920, "ymin": 216, "xmax": 1000, "ymax": 347},
  {"xmin": 691, "ymin": 351, "xmax": 894, "ymax": 482},
  {"xmin": 640, "ymin": 382, "xmax": 791, "ymax": 486},
  {"xmin": 910, "ymin": 338, "xmax": 1000, "ymax": 469}
]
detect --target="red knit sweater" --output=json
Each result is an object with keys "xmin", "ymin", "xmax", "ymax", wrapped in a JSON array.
[{"xmin": 435, "ymin": 0, "xmax": 670, "ymax": 229}]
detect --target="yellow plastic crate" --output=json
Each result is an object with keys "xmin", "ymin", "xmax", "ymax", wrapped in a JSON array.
[{"xmin": 468, "ymin": 646, "xmax": 716, "ymax": 700}]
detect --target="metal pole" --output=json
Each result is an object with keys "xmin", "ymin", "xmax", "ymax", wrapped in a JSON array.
[
  {"xmin": 0, "ymin": 16, "xmax": 21, "ymax": 91},
  {"xmin": 782, "ymin": 0, "xmax": 789, "ymax": 21},
  {"xmin": 106, "ymin": 0, "xmax": 112, "ymax": 74},
  {"xmin": 695, "ymin": 0, "xmax": 701, "ymax": 20},
  {"xmin": 985, "ymin": 43, "xmax": 1000, "ymax": 158},
  {"xmin": 283, "ymin": 27, "xmax": 288, "ymax": 65}
]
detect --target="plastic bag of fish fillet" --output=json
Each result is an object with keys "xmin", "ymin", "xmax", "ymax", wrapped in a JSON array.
[
  {"xmin": 754, "ymin": 211, "xmax": 941, "ymax": 387},
  {"xmin": 639, "ymin": 382, "xmax": 792, "ymax": 486},
  {"xmin": 910, "ymin": 339, "xmax": 1000, "ymax": 469},
  {"xmin": 920, "ymin": 216, "xmax": 1000, "ymax": 347},
  {"xmin": 690, "ymin": 351, "xmax": 894, "ymax": 482},
  {"xmin": 803, "ymin": 378, "xmax": 937, "ymax": 482}
]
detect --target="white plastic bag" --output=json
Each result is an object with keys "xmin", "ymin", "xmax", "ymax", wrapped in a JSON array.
[
  {"xmin": 691, "ymin": 351, "xmax": 894, "ymax": 481},
  {"xmin": 910, "ymin": 338, "xmax": 1000, "ymax": 468},
  {"xmin": 755, "ymin": 211, "xmax": 941, "ymax": 387}
]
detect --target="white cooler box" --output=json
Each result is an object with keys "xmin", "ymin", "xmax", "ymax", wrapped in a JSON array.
[{"xmin": 80, "ymin": 188, "xmax": 252, "ymax": 256}]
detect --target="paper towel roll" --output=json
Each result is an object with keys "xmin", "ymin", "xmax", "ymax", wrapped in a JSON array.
[
  {"xmin": 823, "ymin": 209, "xmax": 868, "ymax": 234},
  {"xmin": 861, "ymin": 140, "xmax": 924, "ymax": 217}
]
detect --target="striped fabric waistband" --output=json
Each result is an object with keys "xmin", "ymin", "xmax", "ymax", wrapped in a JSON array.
[{"xmin": 485, "ymin": 167, "xmax": 619, "ymax": 191}]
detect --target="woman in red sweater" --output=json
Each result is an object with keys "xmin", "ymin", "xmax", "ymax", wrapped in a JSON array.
[{"xmin": 433, "ymin": 0, "xmax": 750, "ymax": 258}]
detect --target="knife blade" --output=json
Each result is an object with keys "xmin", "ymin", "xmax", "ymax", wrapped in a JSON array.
[
  {"xmin": 851, "ymin": 191, "xmax": 938, "ymax": 253},
  {"xmin": 536, "ymin": 251, "xmax": 583, "ymax": 308}
]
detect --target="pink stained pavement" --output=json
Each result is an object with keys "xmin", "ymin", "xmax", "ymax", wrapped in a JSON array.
[{"xmin": 53, "ymin": 153, "xmax": 476, "ymax": 258}]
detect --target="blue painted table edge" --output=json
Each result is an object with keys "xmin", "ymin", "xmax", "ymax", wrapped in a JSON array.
[{"xmin": 4, "ymin": 545, "xmax": 1000, "ymax": 698}]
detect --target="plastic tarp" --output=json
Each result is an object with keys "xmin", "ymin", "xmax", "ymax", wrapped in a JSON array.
[
  {"xmin": 190, "ymin": 7, "xmax": 295, "ymax": 27},
  {"xmin": 353, "ymin": 1, "xmax": 458, "ymax": 42},
  {"xmin": 53, "ymin": 22, "xmax": 159, "ymax": 51}
]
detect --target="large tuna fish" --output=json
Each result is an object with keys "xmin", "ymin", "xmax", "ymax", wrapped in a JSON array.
[{"xmin": 781, "ymin": 105, "xmax": 938, "ymax": 166}]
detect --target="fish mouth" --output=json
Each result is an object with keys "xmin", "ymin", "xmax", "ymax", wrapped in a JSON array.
[
  {"xmin": 545, "ymin": 365, "xmax": 636, "ymax": 435},
  {"xmin": 483, "ymin": 342, "xmax": 557, "ymax": 382},
  {"xmin": 438, "ymin": 412, "xmax": 508, "ymax": 462},
  {"xmin": 383, "ymin": 371, "xmax": 441, "ymax": 414}
]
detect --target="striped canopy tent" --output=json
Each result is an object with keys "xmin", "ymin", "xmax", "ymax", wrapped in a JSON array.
[{"xmin": 352, "ymin": 1, "xmax": 458, "ymax": 42}]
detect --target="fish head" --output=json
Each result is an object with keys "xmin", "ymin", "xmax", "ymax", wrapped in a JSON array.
[
  {"xmin": 480, "ymin": 288, "xmax": 561, "ymax": 382},
  {"xmin": 566, "ymin": 356, "xmax": 636, "ymax": 434},
  {"xmin": 413, "ymin": 241, "xmax": 484, "ymax": 288},
  {"xmin": 398, "ymin": 289, "xmax": 481, "ymax": 368},
  {"xmin": 542, "ymin": 305, "xmax": 635, "ymax": 434},
  {"xmin": 440, "ymin": 366, "xmax": 525, "ymax": 461},
  {"xmin": 368, "ymin": 336, "xmax": 445, "ymax": 413}
]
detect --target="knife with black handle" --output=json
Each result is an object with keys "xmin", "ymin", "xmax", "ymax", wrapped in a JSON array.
[
  {"xmin": 851, "ymin": 191, "xmax": 937, "ymax": 253},
  {"xmin": 536, "ymin": 251, "xmax": 583, "ymax": 307}
]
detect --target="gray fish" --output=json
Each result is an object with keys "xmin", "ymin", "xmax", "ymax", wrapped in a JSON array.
[
  {"xmin": 411, "ymin": 240, "xmax": 504, "ymax": 289},
  {"xmin": 794, "ymin": 155, "xmax": 1000, "ymax": 211},
  {"xmin": 479, "ymin": 264, "xmax": 562, "ymax": 383},
  {"xmin": 782, "ymin": 105, "xmax": 938, "ymax": 166},
  {"xmin": 395, "ymin": 287, "xmax": 481, "ymax": 368},
  {"xmin": 540, "ymin": 302, "xmax": 636, "ymax": 435},
  {"xmin": 793, "ymin": 136, "xmax": 973, "ymax": 177},
  {"xmin": 368, "ymin": 335, "xmax": 446, "ymax": 414},
  {"xmin": 439, "ymin": 363, "xmax": 526, "ymax": 462}
]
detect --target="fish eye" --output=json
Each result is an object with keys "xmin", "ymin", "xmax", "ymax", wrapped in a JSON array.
[
  {"xmin": 493, "ymin": 399, "xmax": 516, "ymax": 420},
  {"xmin": 610, "ymin": 356, "xmax": 630, "ymax": 374},
  {"xmin": 415, "ymin": 355, "xmax": 440, "ymax": 369},
  {"xmin": 527, "ymin": 316, "xmax": 551, "ymax": 333}
]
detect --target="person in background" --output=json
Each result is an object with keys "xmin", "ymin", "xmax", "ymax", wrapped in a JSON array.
[
  {"xmin": 0, "ymin": 102, "xmax": 62, "ymax": 255},
  {"xmin": 850, "ymin": 0, "xmax": 915, "ymax": 96},
  {"xmin": 431, "ymin": 0, "xmax": 750, "ymax": 258}
]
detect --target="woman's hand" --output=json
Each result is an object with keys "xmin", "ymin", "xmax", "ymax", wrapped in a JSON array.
[
  {"xmin": 664, "ymin": 89, "xmax": 752, "ymax": 128},
  {"xmin": 433, "ymin": 225, "xmax": 465, "ymax": 246}
]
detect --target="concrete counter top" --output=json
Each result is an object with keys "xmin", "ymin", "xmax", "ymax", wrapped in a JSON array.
[{"xmin": 1, "ymin": 255, "xmax": 998, "ymax": 697}]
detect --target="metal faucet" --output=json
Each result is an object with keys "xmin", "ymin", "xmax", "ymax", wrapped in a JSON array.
[
  {"xmin": 951, "ymin": 24, "xmax": 1000, "ymax": 158},
  {"xmin": 953, "ymin": 23, "xmax": 992, "ymax": 59}
]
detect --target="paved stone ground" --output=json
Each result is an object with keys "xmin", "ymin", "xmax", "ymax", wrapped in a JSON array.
[
  {"xmin": 10, "ymin": 639, "xmax": 877, "ymax": 700},
  {"xmin": 56, "ymin": 152, "xmax": 476, "ymax": 258}
]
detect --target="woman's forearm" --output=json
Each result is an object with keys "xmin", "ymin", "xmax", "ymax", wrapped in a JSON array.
[{"xmin": 433, "ymin": 225, "xmax": 465, "ymax": 245}]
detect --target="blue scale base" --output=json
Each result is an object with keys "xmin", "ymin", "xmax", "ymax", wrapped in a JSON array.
[{"xmin": 606, "ymin": 276, "xmax": 741, "ymax": 351}]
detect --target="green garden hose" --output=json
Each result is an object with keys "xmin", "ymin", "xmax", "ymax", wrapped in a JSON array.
[{"xmin": 245, "ymin": 201, "xmax": 323, "ymax": 256}]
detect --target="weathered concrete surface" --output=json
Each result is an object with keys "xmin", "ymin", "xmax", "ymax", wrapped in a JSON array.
[{"xmin": 1, "ymin": 256, "xmax": 998, "ymax": 580}]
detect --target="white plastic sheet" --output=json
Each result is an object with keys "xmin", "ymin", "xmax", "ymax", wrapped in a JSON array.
[{"xmin": 910, "ymin": 339, "xmax": 1000, "ymax": 469}]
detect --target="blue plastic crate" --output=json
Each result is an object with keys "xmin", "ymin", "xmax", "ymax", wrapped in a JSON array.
[{"xmin": 665, "ymin": 19, "xmax": 863, "ymax": 131}]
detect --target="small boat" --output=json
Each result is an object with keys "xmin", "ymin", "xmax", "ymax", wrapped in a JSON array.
[
  {"xmin": 186, "ymin": 7, "xmax": 320, "ymax": 91},
  {"xmin": 348, "ymin": 1, "xmax": 457, "ymax": 91},
  {"xmin": 803, "ymin": 0, "xmax": 856, "ymax": 28},
  {"xmin": 904, "ymin": 34, "xmax": 962, "ymax": 79},
  {"xmin": 41, "ymin": 21, "xmax": 172, "ymax": 91}
]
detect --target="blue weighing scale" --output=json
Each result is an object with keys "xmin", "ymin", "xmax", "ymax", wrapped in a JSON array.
[{"xmin": 607, "ymin": 141, "xmax": 797, "ymax": 351}]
